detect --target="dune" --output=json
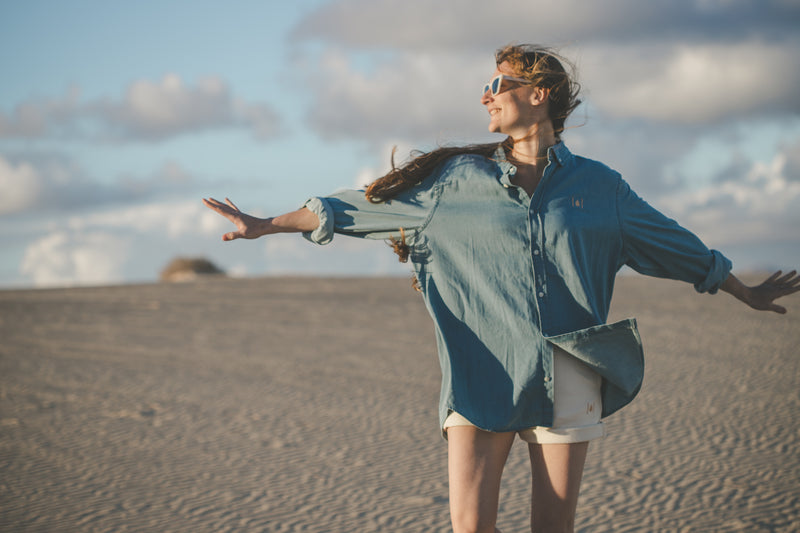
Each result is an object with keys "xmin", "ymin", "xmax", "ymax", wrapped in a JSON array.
[{"xmin": 0, "ymin": 275, "xmax": 797, "ymax": 532}]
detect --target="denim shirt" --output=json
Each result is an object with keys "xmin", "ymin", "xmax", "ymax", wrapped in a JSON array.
[{"xmin": 303, "ymin": 143, "xmax": 732, "ymax": 432}]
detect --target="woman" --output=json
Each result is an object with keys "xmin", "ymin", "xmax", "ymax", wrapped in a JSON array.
[{"xmin": 204, "ymin": 45, "xmax": 799, "ymax": 533}]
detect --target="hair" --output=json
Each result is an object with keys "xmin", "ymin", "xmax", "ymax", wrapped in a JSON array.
[
  {"xmin": 365, "ymin": 44, "xmax": 581, "ymax": 276},
  {"xmin": 495, "ymin": 44, "xmax": 581, "ymax": 139}
]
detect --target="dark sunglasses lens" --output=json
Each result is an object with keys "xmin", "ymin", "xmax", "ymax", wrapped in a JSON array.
[
  {"xmin": 491, "ymin": 76, "xmax": 501, "ymax": 95},
  {"xmin": 483, "ymin": 83, "xmax": 490, "ymax": 95}
]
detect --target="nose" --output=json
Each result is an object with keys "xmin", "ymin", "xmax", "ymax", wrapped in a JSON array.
[{"xmin": 480, "ymin": 88, "xmax": 493, "ymax": 105}]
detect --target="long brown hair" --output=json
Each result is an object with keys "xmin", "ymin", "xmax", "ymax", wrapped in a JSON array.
[{"xmin": 365, "ymin": 45, "xmax": 581, "ymax": 271}]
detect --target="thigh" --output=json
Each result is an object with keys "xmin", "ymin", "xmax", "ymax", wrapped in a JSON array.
[
  {"xmin": 528, "ymin": 442, "xmax": 589, "ymax": 531},
  {"xmin": 447, "ymin": 426, "xmax": 516, "ymax": 533}
]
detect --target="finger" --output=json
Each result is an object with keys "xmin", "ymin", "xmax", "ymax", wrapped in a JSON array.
[
  {"xmin": 222, "ymin": 231, "xmax": 241, "ymax": 242},
  {"xmin": 764, "ymin": 270, "xmax": 782, "ymax": 283},
  {"xmin": 775, "ymin": 270, "xmax": 795, "ymax": 284},
  {"xmin": 782, "ymin": 285, "xmax": 800, "ymax": 297},
  {"xmin": 203, "ymin": 197, "xmax": 228, "ymax": 212},
  {"xmin": 225, "ymin": 198, "xmax": 241, "ymax": 212}
]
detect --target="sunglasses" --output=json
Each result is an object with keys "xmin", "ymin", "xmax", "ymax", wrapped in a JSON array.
[{"xmin": 482, "ymin": 74, "xmax": 531, "ymax": 96}]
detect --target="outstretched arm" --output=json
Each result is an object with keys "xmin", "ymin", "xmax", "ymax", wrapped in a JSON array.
[
  {"xmin": 202, "ymin": 197, "xmax": 319, "ymax": 241},
  {"xmin": 720, "ymin": 270, "xmax": 800, "ymax": 314}
]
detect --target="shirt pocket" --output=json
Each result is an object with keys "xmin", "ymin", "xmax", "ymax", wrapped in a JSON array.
[{"xmin": 541, "ymin": 195, "xmax": 619, "ymax": 264}]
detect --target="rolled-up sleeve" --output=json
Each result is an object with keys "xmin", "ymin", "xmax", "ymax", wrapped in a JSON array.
[
  {"xmin": 301, "ymin": 184, "xmax": 437, "ymax": 246},
  {"xmin": 302, "ymin": 197, "xmax": 335, "ymax": 245},
  {"xmin": 616, "ymin": 179, "xmax": 732, "ymax": 294}
]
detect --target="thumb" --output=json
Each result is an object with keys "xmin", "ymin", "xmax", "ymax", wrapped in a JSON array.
[
  {"xmin": 769, "ymin": 304, "xmax": 787, "ymax": 314},
  {"xmin": 222, "ymin": 231, "xmax": 241, "ymax": 241}
]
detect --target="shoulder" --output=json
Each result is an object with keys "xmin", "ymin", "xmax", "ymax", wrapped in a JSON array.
[
  {"xmin": 440, "ymin": 153, "xmax": 496, "ymax": 173},
  {"xmin": 433, "ymin": 154, "xmax": 498, "ymax": 186},
  {"xmin": 556, "ymin": 153, "xmax": 623, "ymax": 197},
  {"xmin": 570, "ymin": 154, "xmax": 621, "ymax": 180},
  {"xmin": 551, "ymin": 143, "xmax": 621, "ymax": 185}
]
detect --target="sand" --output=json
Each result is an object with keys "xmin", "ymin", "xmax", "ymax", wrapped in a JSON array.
[{"xmin": 0, "ymin": 275, "xmax": 798, "ymax": 532}]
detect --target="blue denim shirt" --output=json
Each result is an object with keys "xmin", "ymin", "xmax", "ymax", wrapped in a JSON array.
[{"xmin": 303, "ymin": 143, "xmax": 732, "ymax": 432}]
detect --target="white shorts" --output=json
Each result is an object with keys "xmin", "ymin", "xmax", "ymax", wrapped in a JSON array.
[{"xmin": 443, "ymin": 346, "xmax": 606, "ymax": 444}]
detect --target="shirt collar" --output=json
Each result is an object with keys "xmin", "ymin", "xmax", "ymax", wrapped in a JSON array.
[{"xmin": 495, "ymin": 141, "xmax": 573, "ymax": 187}]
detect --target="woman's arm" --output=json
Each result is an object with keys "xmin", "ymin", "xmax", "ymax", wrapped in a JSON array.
[
  {"xmin": 720, "ymin": 270, "xmax": 800, "ymax": 314},
  {"xmin": 202, "ymin": 197, "xmax": 319, "ymax": 241}
]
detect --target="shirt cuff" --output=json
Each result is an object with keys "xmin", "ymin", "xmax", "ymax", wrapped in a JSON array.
[
  {"xmin": 301, "ymin": 197, "xmax": 334, "ymax": 245},
  {"xmin": 694, "ymin": 249, "xmax": 733, "ymax": 294}
]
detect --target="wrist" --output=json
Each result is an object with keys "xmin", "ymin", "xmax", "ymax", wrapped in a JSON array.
[
  {"xmin": 258, "ymin": 217, "xmax": 277, "ymax": 237},
  {"xmin": 720, "ymin": 274, "xmax": 750, "ymax": 303}
]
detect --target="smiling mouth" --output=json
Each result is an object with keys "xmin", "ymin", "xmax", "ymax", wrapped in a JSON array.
[{"xmin": 489, "ymin": 108, "xmax": 499, "ymax": 116}]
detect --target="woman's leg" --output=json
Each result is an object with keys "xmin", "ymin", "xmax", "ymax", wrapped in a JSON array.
[
  {"xmin": 447, "ymin": 426, "xmax": 516, "ymax": 533},
  {"xmin": 528, "ymin": 441, "xmax": 589, "ymax": 533}
]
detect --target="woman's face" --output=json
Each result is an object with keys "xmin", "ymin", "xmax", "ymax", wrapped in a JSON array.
[{"xmin": 481, "ymin": 61, "xmax": 545, "ymax": 137}]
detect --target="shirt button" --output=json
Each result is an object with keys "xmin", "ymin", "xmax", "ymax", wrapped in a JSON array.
[
  {"xmin": 533, "ymin": 249, "xmax": 540, "ymax": 255},
  {"xmin": 544, "ymin": 376, "xmax": 552, "ymax": 382},
  {"xmin": 538, "ymin": 292, "xmax": 544, "ymax": 298}
]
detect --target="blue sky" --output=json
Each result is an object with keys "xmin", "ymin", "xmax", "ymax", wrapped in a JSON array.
[{"xmin": 1, "ymin": 0, "xmax": 799, "ymax": 288}]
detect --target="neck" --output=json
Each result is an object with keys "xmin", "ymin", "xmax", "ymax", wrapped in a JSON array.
[{"xmin": 508, "ymin": 121, "xmax": 557, "ymax": 166}]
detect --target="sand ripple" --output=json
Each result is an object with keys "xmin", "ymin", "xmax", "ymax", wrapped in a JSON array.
[{"xmin": 1, "ymin": 276, "xmax": 797, "ymax": 531}]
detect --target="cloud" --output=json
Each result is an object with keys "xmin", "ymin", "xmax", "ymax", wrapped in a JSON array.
[
  {"xmin": 21, "ymin": 230, "xmax": 130, "ymax": 287},
  {"xmin": 657, "ymin": 143, "xmax": 800, "ymax": 247},
  {"xmin": 15, "ymin": 197, "xmax": 410, "ymax": 288},
  {"xmin": 0, "ymin": 156, "xmax": 43, "ymax": 215},
  {"xmin": 290, "ymin": 0, "xmax": 800, "ymax": 149},
  {"xmin": 292, "ymin": 0, "xmax": 799, "ymax": 50},
  {"xmin": 0, "ymin": 75, "xmax": 281, "ymax": 142},
  {"xmin": 0, "ymin": 153, "xmax": 202, "ymax": 215},
  {"xmin": 18, "ymin": 199, "xmax": 232, "ymax": 287},
  {"xmin": 303, "ymin": 48, "xmax": 489, "ymax": 144},
  {"xmin": 782, "ymin": 137, "xmax": 800, "ymax": 182},
  {"xmin": 0, "ymin": 87, "xmax": 81, "ymax": 138},
  {"xmin": 580, "ymin": 40, "xmax": 800, "ymax": 123}
]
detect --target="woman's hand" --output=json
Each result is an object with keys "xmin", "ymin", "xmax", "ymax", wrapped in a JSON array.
[
  {"xmin": 745, "ymin": 270, "xmax": 800, "ymax": 313},
  {"xmin": 202, "ymin": 197, "xmax": 269, "ymax": 241},
  {"xmin": 722, "ymin": 270, "xmax": 800, "ymax": 314},
  {"xmin": 202, "ymin": 197, "xmax": 320, "ymax": 241}
]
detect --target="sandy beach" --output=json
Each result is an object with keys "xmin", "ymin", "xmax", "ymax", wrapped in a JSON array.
[{"xmin": 1, "ymin": 274, "xmax": 798, "ymax": 532}]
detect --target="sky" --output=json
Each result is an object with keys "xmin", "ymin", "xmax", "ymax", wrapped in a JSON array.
[{"xmin": 1, "ymin": 0, "xmax": 799, "ymax": 289}]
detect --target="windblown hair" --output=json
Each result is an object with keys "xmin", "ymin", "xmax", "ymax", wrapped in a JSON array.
[
  {"xmin": 365, "ymin": 45, "xmax": 581, "ymax": 278},
  {"xmin": 495, "ymin": 44, "xmax": 582, "ymax": 139}
]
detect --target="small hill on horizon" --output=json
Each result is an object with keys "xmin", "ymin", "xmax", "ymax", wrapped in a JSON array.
[{"xmin": 160, "ymin": 257, "xmax": 225, "ymax": 282}]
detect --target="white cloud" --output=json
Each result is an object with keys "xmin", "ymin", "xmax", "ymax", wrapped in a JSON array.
[
  {"xmin": 290, "ymin": 0, "xmax": 800, "ymax": 148},
  {"xmin": 0, "ymin": 76, "xmax": 281, "ymax": 142},
  {"xmin": 62, "ymin": 199, "xmax": 227, "ymax": 238},
  {"xmin": 0, "ymin": 87, "xmax": 81, "ymax": 138},
  {"xmin": 0, "ymin": 157, "xmax": 43, "ymax": 215},
  {"xmin": 303, "ymin": 48, "xmax": 493, "ymax": 145},
  {"xmin": 658, "ymin": 147, "xmax": 800, "ymax": 246},
  {"xmin": 353, "ymin": 141, "xmax": 422, "ymax": 188},
  {"xmin": 17, "ymin": 199, "xmax": 231, "ymax": 288},
  {"xmin": 14, "ymin": 196, "xmax": 410, "ymax": 288},
  {"xmin": 581, "ymin": 40, "xmax": 800, "ymax": 123},
  {"xmin": 0, "ymin": 153, "xmax": 205, "ymax": 215},
  {"xmin": 96, "ymin": 74, "xmax": 280, "ymax": 141},
  {"xmin": 21, "ymin": 230, "xmax": 129, "ymax": 287}
]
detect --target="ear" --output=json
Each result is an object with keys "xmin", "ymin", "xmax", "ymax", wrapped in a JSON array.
[{"xmin": 530, "ymin": 86, "xmax": 549, "ymax": 106}]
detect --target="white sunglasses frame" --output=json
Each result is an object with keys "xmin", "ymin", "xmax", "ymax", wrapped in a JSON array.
[{"xmin": 482, "ymin": 74, "xmax": 531, "ymax": 96}]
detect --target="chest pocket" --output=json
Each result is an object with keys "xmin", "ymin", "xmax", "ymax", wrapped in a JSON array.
[{"xmin": 540, "ymin": 194, "xmax": 618, "ymax": 259}]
